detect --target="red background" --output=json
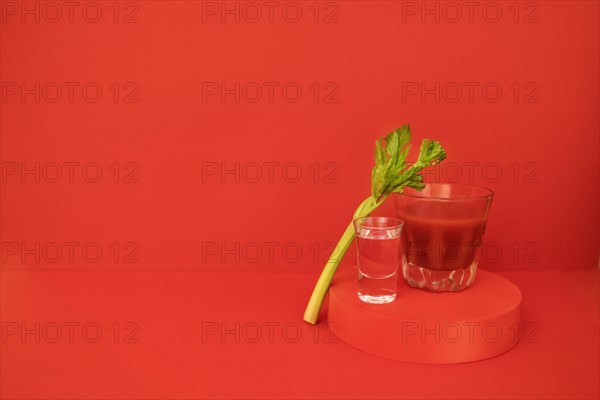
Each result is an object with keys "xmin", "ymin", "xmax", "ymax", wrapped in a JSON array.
[{"xmin": 1, "ymin": 1, "xmax": 599, "ymax": 399}]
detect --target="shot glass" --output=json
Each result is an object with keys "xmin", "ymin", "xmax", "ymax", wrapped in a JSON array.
[
  {"xmin": 353, "ymin": 217, "xmax": 404, "ymax": 304},
  {"xmin": 394, "ymin": 183, "xmax": 494, "ymax": 291}
]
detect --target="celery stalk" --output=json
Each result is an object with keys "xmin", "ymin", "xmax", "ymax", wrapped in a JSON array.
[{"xmin": 303, "ymin": 125, "xmax": 446, "ymax": 324}]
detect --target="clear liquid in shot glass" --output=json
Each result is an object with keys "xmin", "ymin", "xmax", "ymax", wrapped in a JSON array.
[{"xmin": 356, "ymin": 227, "xmax": 401, "ymax": 304}]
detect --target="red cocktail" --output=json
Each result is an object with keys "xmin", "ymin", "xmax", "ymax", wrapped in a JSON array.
[{"xmin": 394, "ymin": 183, "xmax": 493, "ymax": 291}]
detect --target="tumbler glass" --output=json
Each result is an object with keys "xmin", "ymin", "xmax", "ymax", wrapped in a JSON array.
[{"xmin": 394, "ymin": 183, "xmax": 493, "ymax": 291}]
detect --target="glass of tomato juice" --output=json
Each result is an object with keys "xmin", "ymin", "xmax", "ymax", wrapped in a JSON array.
[{"xmin": 393, "ymin": 183, "xmax": 494, "ymax": 291}]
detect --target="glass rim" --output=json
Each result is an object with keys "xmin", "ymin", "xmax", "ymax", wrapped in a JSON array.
[
  {"xmin": 395, "ymin": 182, "xmax": 494, "ymax": 201},
  {"xmin": 353, "ymin": 216, "xmax": 405, "ymax": 229}
]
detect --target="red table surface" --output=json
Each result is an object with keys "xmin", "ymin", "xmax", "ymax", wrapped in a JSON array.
[{"xmin": 1, "ymin": 267, "xmax": 598, "ymax": 399}]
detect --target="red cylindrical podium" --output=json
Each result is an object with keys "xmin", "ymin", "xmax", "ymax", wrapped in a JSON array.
[{"xmin": 328, "ymin": 265, "xmax": 522, "ymax": 363}]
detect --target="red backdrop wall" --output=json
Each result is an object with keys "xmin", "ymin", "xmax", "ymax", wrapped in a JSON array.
[{"xmin": 1, "ymin": 0, "xmax": 599, "ymax": 274}]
